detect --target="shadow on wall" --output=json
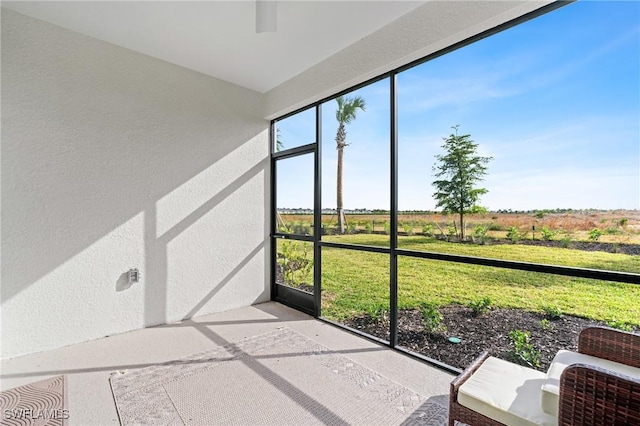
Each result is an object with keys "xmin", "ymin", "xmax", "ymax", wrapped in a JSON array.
[
  {"xmin": 1, "ymin": 9, "xmax": 270, "ymax": 355},
  {"xmin": 2, "ymin": 88, "xmax": 266, "ymax": 302},
  {"xmin": 143, "ymin": 158, "xmax": 270, "ymax": 326},
  {"xmin": 116, "ymin": 272, "xmax": 134, "ymax": 292}
]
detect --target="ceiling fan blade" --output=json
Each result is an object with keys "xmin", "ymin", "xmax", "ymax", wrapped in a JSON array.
[{"xmin": 256, "ymin": 0, "xmax": 277, "ymax": 33}]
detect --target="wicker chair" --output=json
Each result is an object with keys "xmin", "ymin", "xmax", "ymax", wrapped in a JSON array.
[{"xmin": 449, "ymin": 327, "xmax": 640, "ymax": 426}]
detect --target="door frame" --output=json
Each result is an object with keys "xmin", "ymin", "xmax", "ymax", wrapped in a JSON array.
[{"xmin": 270, "ymin": 106, "xmax": 322, "ymax": 316}]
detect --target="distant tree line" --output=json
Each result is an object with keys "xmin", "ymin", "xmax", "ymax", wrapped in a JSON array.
[{"xmin": 278, "ymin": 208, "xmax": 633, "ymax": 215}]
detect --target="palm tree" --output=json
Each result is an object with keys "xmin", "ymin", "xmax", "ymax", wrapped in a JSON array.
[{"xmin": 335, "ymin": 95, "xmax": 366, "ymax": 234}]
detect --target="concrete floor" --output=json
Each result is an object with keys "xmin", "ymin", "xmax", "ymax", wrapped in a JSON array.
[{"xmin": 1, "ymin": 302, "xmax": 454, "ymax": 425}]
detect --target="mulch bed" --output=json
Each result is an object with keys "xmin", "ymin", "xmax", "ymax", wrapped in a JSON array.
[
  {"xmin": 440, "ymin": 236, "xmax": 640, "ymax": 255},
  {"xmin": 513, "ymin": 239, "xmax": 640, "ymax": 255},
  {"xmin": 342, "ymin": 305, "xmax": 635, "ymax": 371}
]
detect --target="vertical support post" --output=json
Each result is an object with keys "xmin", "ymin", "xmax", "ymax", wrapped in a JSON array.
[
  {"xmin": 270, "ymin": 121, "xmax": 277, "ymax": 300},
  {"xmin": 390, "ymin": 73, "xmax": 399, "ymax": 347},
  {"xmin": 313, "ymin": 105, "xmax": 323, "ymax": 317}
]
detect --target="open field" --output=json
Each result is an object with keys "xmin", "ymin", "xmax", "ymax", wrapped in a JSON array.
[
  {"xmin": 279, "ymin": 210, "xmax": 640, "ymax": 244},
  {"xmin": 327, "ymin": 234, "xmax": 640, "ymax": 273}
]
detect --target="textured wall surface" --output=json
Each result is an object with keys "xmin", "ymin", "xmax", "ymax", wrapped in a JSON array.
[
  {"xmin": 2, "ymin": 1, "xmax": 554, "ymax": 358},
  {"xmin": 264, "ymin": 1, "xmax": 553, "ymax": 119},
  {"xmin": 1, "ymin": 9, "xmax": 270, "ymax": 359}
]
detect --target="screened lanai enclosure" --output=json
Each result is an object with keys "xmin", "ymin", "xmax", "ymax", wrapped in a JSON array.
[{"xmin": 271, "ymin": 0, "xmax": 640, "ymax": 372}]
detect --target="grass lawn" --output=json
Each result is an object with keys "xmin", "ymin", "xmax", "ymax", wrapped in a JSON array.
[{"xmin": 315, "ymin": 234, "xmax": 640, "ymax": 326}]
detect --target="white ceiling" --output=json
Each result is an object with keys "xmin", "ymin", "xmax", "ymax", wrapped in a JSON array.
[{"xmin": 2, "ymin": 1, "xmax": 426, "ymax": 93}]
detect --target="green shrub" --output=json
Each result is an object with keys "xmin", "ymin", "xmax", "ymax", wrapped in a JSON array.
[
  {"xmin": 420, "ymin": 303, "xmax": 446, "ymax": 334},
  {"xmin": 364, "ymin": 221, "xmax": 373, "ymax": 234},
  {"xmin": 540, "ymin": 319, "xmax": 554, "ymax": 331},
  {"xmin": 292, "ymin": 222, "xmax": 311, "ymax": 235},
  {"xmin": 472, "ymin": 226, "xmax": 489, "ymax": 245},
  {"xmin": 347, "ymin": 222, "xmax": 357, "ymax": 234},
  {"xmin": 618, "ymin": 217, "xmax": 629, "ymax": 228},
  {"xmin": 447, "ymin": 224, "xmax": 457, "ymax": 239},
  {"xmin": 542, "ymin": 304, "xmax": 563, "ymax": 320},
  {"xmin": 508, "ymin": 330, "xmax": 541, "ymax": 368},
  {"xmin": 278, "ymin": 241, "xmax": 313, "ymax": 286},
  {"xmin": 540, "ymin": 227, "xmax": 557, "ymax": 241},
  {"xmin": 402, "ymin": 222, "xmax": 414, "ymax": 236},
  {"xmin": 506, "ymin": 226, "xmax": 524, "ymax": 243},
  {"xmin": 535, "ymin": 211, "xmax": 545, "ymax": 219},
  {"xmin": 588, "ymin": 228, "xmax": 602, "ymax": 242},
  {"xmin": 468, "ymin": 297, "xmax": 492, "ymax": 316},
  {"xmin": 560, "ymin": 236, "xmax": 572, "ymax": 248},
  {"xmin": 605, "ymin": 227, "xmax": 622, "ymax": 235},
  {"xmin": 422, "ymin": 223, "xmax": 434, "ymax": 237},
  {"xmin": 279, "ymin": 223, "xmax": 292, "ymax": 233},
  {"xmin": 383, "ymin": 221, "xmax": 391, "ymax": 235}
]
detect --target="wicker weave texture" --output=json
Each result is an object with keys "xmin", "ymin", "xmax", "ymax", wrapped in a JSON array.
[
  {"xmin": 578, "ymin": 327, "xmax": 640, "ymax": 368},
  {"xmin": 558, "ymin": 364, "xmax": 640, "ymax": 426}
]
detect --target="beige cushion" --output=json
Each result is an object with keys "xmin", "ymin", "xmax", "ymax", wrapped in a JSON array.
[
  {"xmin": 541, "ymin": 350, "xmax": 640, "ymax": 417},
  {"xmin": 458, "ymin": 356, "xmax": 557, "ymax": 426}
]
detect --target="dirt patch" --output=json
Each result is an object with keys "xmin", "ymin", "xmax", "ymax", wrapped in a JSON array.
[
  {"xmin": 436, "ymin": 236, "xmax": 640, "ymax": 255},
  {"xmin": 515, "ymin": 239, "xmax": 640, "ymax": 255},
  {"xmin": 342, "ymin": 305, "xmax": 634, "ymax": 371}
]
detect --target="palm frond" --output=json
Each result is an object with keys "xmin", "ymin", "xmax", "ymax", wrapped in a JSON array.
[
  {"xmin": 335, "ymin": 95, "xmax": 366, "ymax": 125},
  {"xmin": 275, "ymin": 128, "xmax": 284, "ymax": 151}
]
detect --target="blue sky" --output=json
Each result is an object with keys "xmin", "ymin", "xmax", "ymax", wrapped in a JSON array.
[{"xmin": 276, "ymin": 1, "xmax": 640, "ymax": 211}]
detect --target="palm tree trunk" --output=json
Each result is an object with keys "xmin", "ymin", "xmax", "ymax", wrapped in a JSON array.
[
  {"xmin": 336, "ymin": 123, "xmax": 346, "ymax": 234},
  {"xmin": 337, "ymin": 146, "xmax": 345, "ymax": 234}
]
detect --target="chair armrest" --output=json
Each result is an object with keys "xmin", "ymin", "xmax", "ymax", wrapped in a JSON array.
[
  {"xmin": 578, "ymin": 326, "xmax": 640, "ymax": 367},
  {"xmin": 450, "ymin": 351, "xmax": 490, "ymax": 403},
  {"xmin": 558, "ymin": 363, "xmax": 640, "ymax": 426},
  {"xmin": 449, "ymin": 351, "xmax": 506, "ymax": 426}
]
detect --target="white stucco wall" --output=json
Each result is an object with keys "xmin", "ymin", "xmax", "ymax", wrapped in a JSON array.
[{"xmin": 1, "ymin": 9, "xmax": 270, "ymax": 359}]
